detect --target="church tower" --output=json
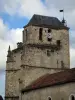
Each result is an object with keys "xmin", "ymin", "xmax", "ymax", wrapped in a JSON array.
[
  {"xmin": 20, "ymin": 14, "xmax": 70, "ymax": 89},
  {"xmin": 5, "ymin": 14, "xmax": 70, "ymax": 100}
]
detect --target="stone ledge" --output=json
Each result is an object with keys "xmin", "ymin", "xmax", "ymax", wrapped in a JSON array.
[
  {"xmin": 26, "ymin": 43, "xmax": 61, "ymax": 50},
  {"xmin": 20, "ymin": 64, "xmax": 69, "ymax": 70},
  {"xmin": 6, "ymin": 69, "xmax": 20, "ymax": 72},
  {"xmin": 5, "ymin": 96, "xmax": 19, "ymax": 98}
]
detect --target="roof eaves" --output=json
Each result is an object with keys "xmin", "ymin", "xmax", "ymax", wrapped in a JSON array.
[
  {"xmin": 23, "ymin": 24, "xmax": 69, "ymax": 30},
  {"xmin": 21, "ymin": 81, "xmax": 75, "ymax": 93},
  {"xmin": 21, "ymin": 68, "xmax": 75, "ymax": 93}
]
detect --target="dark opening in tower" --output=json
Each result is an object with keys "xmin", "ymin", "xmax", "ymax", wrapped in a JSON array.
[{"xmin": 39, "ymin": 28, "xmax": 43, "ymax": 40}]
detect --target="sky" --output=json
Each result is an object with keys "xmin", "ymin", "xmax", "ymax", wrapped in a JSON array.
[{"xmin": 0, "ymin": 0, "xmax": 75, "ymax": 98}]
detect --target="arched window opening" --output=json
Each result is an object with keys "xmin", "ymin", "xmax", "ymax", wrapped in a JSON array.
[
  {"xmin": 69, "ymin": 94, "xmax": 75, "ymax": 100},
  {"xmin": 48, "ymin": 96, "xmax": 51, "ymax": 100},
  {"xmin": 71, "ymin": 95, "xmax": 75, "ymax": 100},
  {"xmin": 39, "ymin": 28, "xmax": 43, "ymax": 40}
]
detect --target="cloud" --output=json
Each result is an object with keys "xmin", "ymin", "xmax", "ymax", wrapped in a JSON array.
[
  {"xmin": 0, "ymin": 0, "xmax": 47, "ymax": 17},
  {"xmin": 18, "ymin": 0, "xmax": 48, "ymax": 17},
  {"xmin": 0, "ymin": 0, "xmax": 75, "ymax": 98},
  {"xmin": 1, "ymin": 0, "xmax": 75, "ymax": 30},
  {"xmin": 0, "ymin": 18, "xmax": 8, "ymax": 39},
  {"xmin": 0, "ymin": 71, "xmax": 5, "ymax": 98},
  {"xmin": 69, "ymin": 30, "xmax": 75, "ymax": 49},
  {"xmin": 0, "ymin": 18, "xmax": 23, "ymax": 70},
  {"xmin": 6, "ymin": 28, "xmax": 23, "ymax": 47},
  {"xmin": 0, "ymin": 0, "xmax": 75, "ymax": 17},
  {"xmin": 0, "ymin": 0, "xmax": 20, "ymax": 15},
  {"xmin": 45, "ymin": 0, "xmax": 75, "ymax": 12},
  {"xmin": 0, "ymin": 0, "xmax": 75, "ymax": 70},
  {"xmin": 70, "ymin": 48, "xmax": 75, "ymax": 68}
]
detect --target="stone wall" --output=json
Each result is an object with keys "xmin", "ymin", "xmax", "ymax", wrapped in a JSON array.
[
  {"xmin": 20, "ymin": 25, "xmax": 70, "ymax": 89},
  {"xmin": 5, "ymin": 25, "xmax": 70, "ymax": 100},
  {"xmin": 21, "ymin": 82, "xmax": 75, "ymax": 100},
  {"xmin": 20, "ymin": 66, "xmax": 65, "ymax": 89},
  {"xmin": 23, "ymin": 26, "xmax": 70, "ymax": 69},
  {"xmin": 5, "ymin": 50, "xmax": 22, "ymax": 99},
  {"xmin": 22, "ymin": 47, "xmax": 68, "ymax": 69},
  {"xmin": 5, "ymin": 70, "xmax": 20, "ymax": 96}
]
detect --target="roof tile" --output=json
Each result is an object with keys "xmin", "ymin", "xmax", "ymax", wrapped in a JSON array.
[
  {"xmin": 22, "ymin": 68, "xmax": 75, "ymax": 92},
  {"xmin": 24, "ymin": 14, "xmax": 69, "ymax": 30}
]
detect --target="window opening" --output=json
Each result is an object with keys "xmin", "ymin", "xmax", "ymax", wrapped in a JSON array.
[
  {"xmin": 47, "ymin": 29, "xmax": 52, "ymax": 41},
  {"xmin": 39, "ymin": 28, "xmax": 43, "ymax": 40},
  {"xmin": 47, "ymin": 50, "xmax": 51, "ymax": 56},
  {"xmin": 61, "ymin": 61, "xmax": 64, "ymax": 68},
  {"xmin": 57, "ymin": 40, "xmax": 61, "ymax": 46},
  {"xmin": 48, "ymin": 29, "xmax": 51, "ymax": 33},
  {"xmin": 48, "ymin": 96, "xmax": 51, "ymax": 100},
  {"xmin": 71, "ymin": 95, "xmax": 75, "ymax": 100},
  {"xmin": 25, "ymin": 29, "xmax": 28, "ymax": 41},
  {"xmin": 51, "ymin": 49, "xmax": 54, "ymax": 52}
]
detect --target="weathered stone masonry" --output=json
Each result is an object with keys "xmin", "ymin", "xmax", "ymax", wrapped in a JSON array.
[{"xmin": 5, "ymin": 14, "xmax": 70, "ymax": 100}]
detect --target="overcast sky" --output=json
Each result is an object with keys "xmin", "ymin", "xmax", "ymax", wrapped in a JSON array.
[{"xmin": 0, "ymin": 0, "xmax": 75, "ymax": 98}]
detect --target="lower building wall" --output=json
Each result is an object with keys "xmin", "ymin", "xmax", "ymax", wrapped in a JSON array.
[
  {"xmin": 5, "ymin": 50, "xmax": 22, "ymax": 100},
  {"xmin": 21, "ymin": 83, "xmax": 75, "ymax": 100},
  {"xmin": 5, "ymin": 70, "xmax": 20, "ymax": 98}
]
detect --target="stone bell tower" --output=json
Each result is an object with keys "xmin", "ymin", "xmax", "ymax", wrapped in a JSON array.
[
  {"xmin": 20, "ymin": 14, "xmax": 70, "ymax": 89},
  {"xmin": 5, "ymin": 14, "xmax": 70, "ymax": 100}
]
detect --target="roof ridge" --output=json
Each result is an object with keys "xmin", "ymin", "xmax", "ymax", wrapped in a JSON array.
[{"xmin": 33, "ymin": 14, "xmax": 57, "ymax": 18}]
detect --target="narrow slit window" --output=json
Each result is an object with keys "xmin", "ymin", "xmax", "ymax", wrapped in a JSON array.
[
  {"xmin": 57, "ymin": 40, "xmax": 61, "ymax": 46},
  {"xmin": 39, "ymin": 28, "xmax": 43, "ymax": 40},
  {"xmin": 25, "ymin": 29, "xmax": 28, "ymax": 41},
  {"xmin": 47, "ymin": 50, "xmax": 50, "ymax": 56},
  {"xmin": 48, "ymin": 97, "xmax": 51, "ymax": 100},
  {"xmin": 71, "ymin": 95, "xmax": 75, "ymax": 100}
]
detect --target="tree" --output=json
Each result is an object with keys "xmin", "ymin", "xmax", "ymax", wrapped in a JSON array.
[{"xmin": 0, "ymin": 95, "xmax": 3, "ymax": 100}]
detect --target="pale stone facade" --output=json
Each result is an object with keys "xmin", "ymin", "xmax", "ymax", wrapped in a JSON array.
[
  {"xmin": 22, "ymin": 83, "xmax": 75, "ymax": 100},
  {"xmin": 20, "ymin": 25, "xmax": 70, "ymax": 88},
  {"xmin": 23, "ymin": 26, "xmax": 70, "ymax": 69},
  {"xmin": 5, "ymin": 14, "xmax": 71, "ymax": 100},
  {"xmin": 5, "ymin": 47, "xmax": 23, "ymax": 100}
]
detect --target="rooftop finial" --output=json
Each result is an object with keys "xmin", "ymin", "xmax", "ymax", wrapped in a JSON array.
[
  {"xmin": 8, "ymin": 45, "xmax": 11, "ymax": 52},
  {"xmin": 59, "ymin": 9, "xmax": 66, "ymax": 25},
  {"xmin": 7, "ymin": 45, "xmax": 13, "ymax": 62}
]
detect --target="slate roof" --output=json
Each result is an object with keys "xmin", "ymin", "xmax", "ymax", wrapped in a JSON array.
[
  {"xmin": 22, "ymin": 68, "xmax": 75, "ymax": 93},
  {"xmin": 24, "ymin": 14, "xmax": 69, "ymax": 30}
]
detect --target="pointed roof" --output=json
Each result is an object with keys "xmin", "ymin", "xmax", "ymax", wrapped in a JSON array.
[
  {"xmin": 22, "ymin": 68, "xmax": 75, "ymax": 93},
  {"xmin": 24, "ymin": 14, "xmax": 69, "ymax": 30},
  {"xmin": 8, "ymin": 45, "xmax": 11, "ymax": 52}
]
